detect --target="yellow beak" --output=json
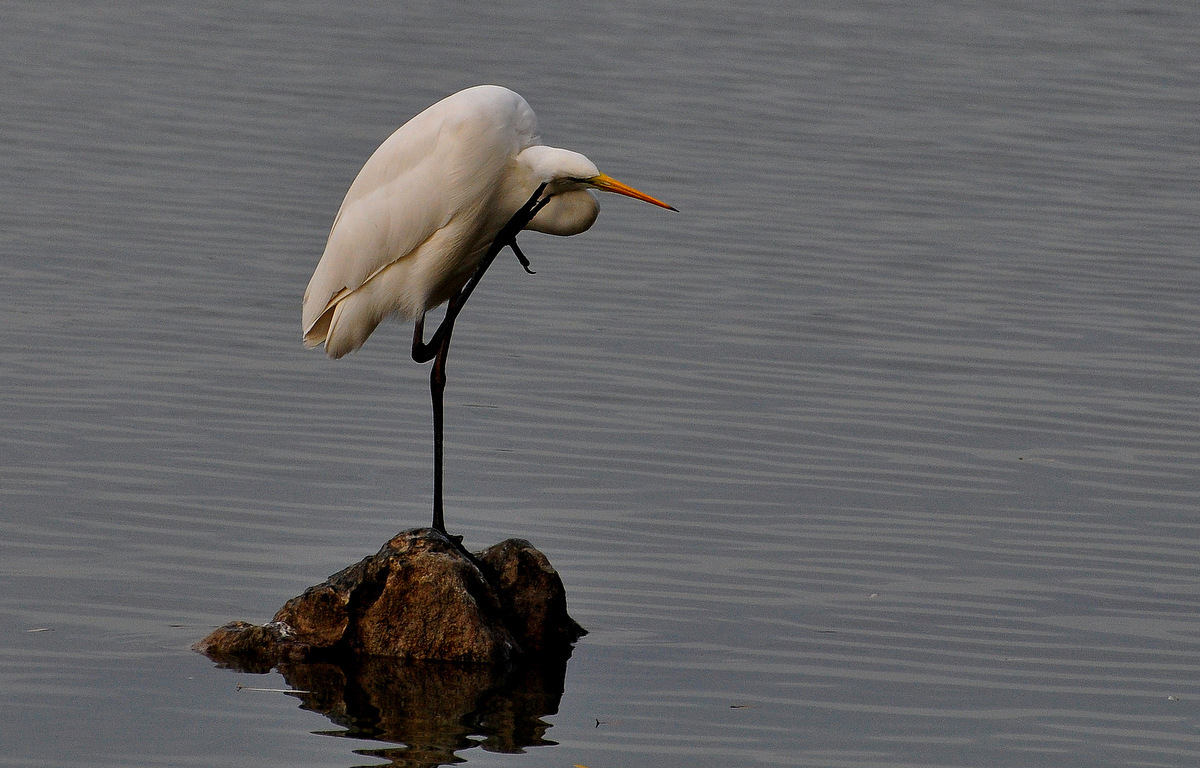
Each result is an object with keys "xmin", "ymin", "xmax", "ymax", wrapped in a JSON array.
[{"xmin": 590, "ymin": 173, "xmax": 678, "ymax": 211}]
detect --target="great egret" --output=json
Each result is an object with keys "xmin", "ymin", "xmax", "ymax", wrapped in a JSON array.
[{"xmin": 302, "ymin": 85, "xmax": 674, "ymax": 537}]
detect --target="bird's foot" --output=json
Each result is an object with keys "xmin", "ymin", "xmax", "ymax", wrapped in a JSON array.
[
  {"xmin": 509, "ymin": 239, "xmax": 536, "ymax": 274},
  {"xmin": 433, "ymin": 526, "xmax": 484, "ymax": 569}
]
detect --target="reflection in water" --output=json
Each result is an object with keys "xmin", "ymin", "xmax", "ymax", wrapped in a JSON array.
[{"xmin": 267, "ymin": 655, "xmax": 569, "ymax": 767}]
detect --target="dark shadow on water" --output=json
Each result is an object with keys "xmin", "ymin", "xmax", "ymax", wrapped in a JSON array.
[{"xmin": 267, "ymin": 655, "xmax": 570, "ymax": 767}]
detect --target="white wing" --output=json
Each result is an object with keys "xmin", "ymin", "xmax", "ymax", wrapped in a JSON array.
[{"xmin": 302, "ymin": 86, "xmax": 540, "ymax": 357}]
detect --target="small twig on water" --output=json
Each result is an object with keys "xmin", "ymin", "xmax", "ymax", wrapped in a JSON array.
[{"xmin": 236, "ymin": 683, "xmax": 309, "ymax": 694}]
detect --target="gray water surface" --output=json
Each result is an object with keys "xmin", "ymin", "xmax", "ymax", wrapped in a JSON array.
[{"xmin": 4, "ymin": 1, "xmax": 1200, "ymax": 766}]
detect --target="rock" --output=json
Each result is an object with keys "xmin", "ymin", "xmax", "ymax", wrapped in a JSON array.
[
  {"xmin": 476, "ymin": 538, "xmax": 585, "ymax": 653},
  {"xmin": 195, "ymin": 528, "xmax": 585, "ymax": 669}
]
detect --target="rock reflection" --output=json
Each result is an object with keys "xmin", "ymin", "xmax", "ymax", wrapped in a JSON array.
[{"xmin": 273, "ymin": 654, "xmax": 570, "ymax": 767}]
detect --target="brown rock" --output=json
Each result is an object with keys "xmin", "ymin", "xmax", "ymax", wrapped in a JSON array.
[
  {"xmin": 195, "ymin": 528, "xmax": 585, "ymax": 669},
  {"xmin": 477, "ymin": 538, "xmax": 586, "ymax": 653}
]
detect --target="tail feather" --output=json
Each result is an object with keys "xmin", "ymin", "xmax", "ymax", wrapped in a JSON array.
[
  {"xmin": 305, "ymin": 295, "xmax": 384, "ymax": 359},
  {"xmin": 302, "ymin": 309, "xmax": 333, "ymax": 351}
]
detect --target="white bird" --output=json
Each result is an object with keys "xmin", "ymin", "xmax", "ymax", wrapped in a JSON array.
[{"xmin": 302, "ymin": 85, "xmax": 674, "ymax": 536}]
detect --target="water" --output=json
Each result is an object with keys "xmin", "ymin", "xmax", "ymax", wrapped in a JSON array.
[{"xmin": 3, "ymin": 1, "xmax": 1200, "ymax": 765}]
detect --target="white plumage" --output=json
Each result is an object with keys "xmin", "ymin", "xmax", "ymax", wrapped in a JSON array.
[
  {"xmin": 299, "ymin": 85, "xmax": 674, "ymax": 535},
  {"xmin": 302, "ymin": 85, "xmax": 673, "ymax": 359}
]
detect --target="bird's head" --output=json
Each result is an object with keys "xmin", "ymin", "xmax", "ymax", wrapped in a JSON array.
[{"xmin": 517, "ymin": 145, "xmax": 675, "ymax": 236}]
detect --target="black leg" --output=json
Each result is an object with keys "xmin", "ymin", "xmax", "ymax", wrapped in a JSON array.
[
  {"xmin": 429, "ymin": 332, "xmax": 449, "ymax": 534},
  {"xmin": 411, "ymin": 312, "xmax": 433, "ymax": 363},
  {"xmin": 410, "ymin": 184, "xmax": 551, "ymax": 536}
]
